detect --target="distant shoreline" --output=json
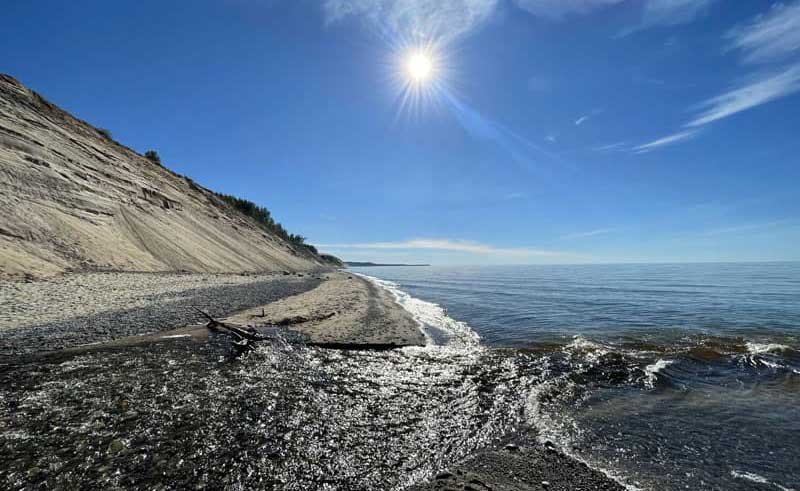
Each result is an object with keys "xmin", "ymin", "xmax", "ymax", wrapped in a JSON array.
[{"xmin": 345, "ymin": 262, "xmax": 430, "ymax": 267}]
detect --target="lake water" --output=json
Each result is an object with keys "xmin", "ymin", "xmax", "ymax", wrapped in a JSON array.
[{"xmin": 352, "ymin": 263, "xmax": 800, "ymax": 491}]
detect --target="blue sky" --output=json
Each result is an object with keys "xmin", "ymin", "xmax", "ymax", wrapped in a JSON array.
[{"xmin": 3, "ymin": 0, "xmax": 799, "ymax": 264}]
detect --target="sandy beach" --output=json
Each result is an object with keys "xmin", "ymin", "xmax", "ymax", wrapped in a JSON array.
[{"xmin": 0, "ymin": 271, "xmax": 425, "ymax": 357}]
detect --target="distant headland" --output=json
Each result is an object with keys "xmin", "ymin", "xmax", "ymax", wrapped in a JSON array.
[{"xmin": 345, "ymin": 262, "xmax": 430, "ymax": 267}]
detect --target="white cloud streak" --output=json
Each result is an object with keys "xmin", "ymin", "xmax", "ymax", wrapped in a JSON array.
[
  {"xmin": 323, "ymin": 0, "xmax": 498, "ymax": 43},
  {"xmin": 703, "ymin": 219, "xmax": 793, "ymax": 236},
  {"xmin": 686, "ymin": 64, "xmax": 800, "ymax": 127},
  {"xmin": 574, "ymin": 115, "xmax": 589, "ymax": 126},
  {"xmin": 726, "ymin": 1, "xmax": 800, "ymax": 64},
  {"xmin": 592, "ymin": 141, "xmax": 628, "ymax": 152},
  {"xmin": 512, "ymin": 0, "xmax": 623, "ymax": 20},
  {"xmin": 640, "ymin": 0, "xmax": 714, "ymax": 28},
  {"xmin": 635, "ymin": 3, "xmax": 800, "ymax": 152},
  {"xmin": 317, "ymin": 238, "xmax": 570, "ymax": 257},
  {"xmin": 633, "ymin": 129, "xmax": 698, "ymax": 153},
  {"xmin": 559, "ymin": 228, "xmax": 616, "ymax": 240},
  {"xmin": 618, "ymin": 0, "xmax": 714, "ymax": 36}
]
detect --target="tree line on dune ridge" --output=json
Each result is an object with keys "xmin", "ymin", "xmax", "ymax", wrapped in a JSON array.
[
  {"xmin": 213, "ymin": 192, "xmax": 306, "ymax": 245},
  {"xmin": 140, "ymin": 149, "xmax": 338, "ymax": 264},
  {"xmin": 214, "ymin": 193, "xmax": 341, "ymax": 264}
]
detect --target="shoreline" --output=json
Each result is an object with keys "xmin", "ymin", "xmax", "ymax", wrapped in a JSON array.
[
  {"xmin": 0, "ymin": 270, "xmax": 425, "ymax": 358},
  {"xmin": 1, "ymin": 269, "xmax": 624, "ymax": 490}
]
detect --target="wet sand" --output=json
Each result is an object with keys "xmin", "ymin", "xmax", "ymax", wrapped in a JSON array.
[
  {"xmin": 411, "ymin": 431, "xmax": 624, "ymax": 491},
  {"xmin": 225, "ymin": 272, "xmax": 426, "ymax": 346}
]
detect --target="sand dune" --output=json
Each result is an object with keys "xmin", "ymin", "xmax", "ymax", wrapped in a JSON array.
[{"xmin": 0, "ymin": 74, "xmax": 335, "ymax": 278}]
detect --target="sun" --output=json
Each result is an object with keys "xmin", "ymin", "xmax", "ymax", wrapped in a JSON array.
[
  {"xmin": 406, "ymin": 51, "xmax": 434, "ymax": 83},
  {"xmin": 391, "ymin": 43, "xmax": 449, "ymax": 118}
]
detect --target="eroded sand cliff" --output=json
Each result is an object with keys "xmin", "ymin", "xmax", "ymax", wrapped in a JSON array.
[{"xmin": 0, "ymin": 74, "xmax": 333, "ymax": 278}]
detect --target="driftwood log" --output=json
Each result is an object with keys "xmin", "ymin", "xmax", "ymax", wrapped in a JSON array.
[
  {"xmin": 194, "ymin": 308, "xmax": 268, "ymax": 353},
  {"xmin": 195, "ymin": 308, "xmax": 405, "ymax": 352}
]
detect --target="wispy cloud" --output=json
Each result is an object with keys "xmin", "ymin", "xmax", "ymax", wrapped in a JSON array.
[
  {"xmin": 317, "ymin": 238, "xmax": 571, "ymax": 257},
  {"xmin": 634, "ymin": 2, "xmax": 800, "ymax": 152},
  {"xmin": 640, "ymin": 0, "xmax": 714, "ymax": 28},
  {"xmin": 592, "ymin": 141, "xmax": 628, "ymax": 152},
  {"xmin": 323, "ymin": 0, "xmax": 498, "ymax": 43},
  {"xmin": 633, "ymin": 129, "xmax": 698, "ymax": 153},
  {"xmin": 617, "ymin": 0, "xmax": 713, "ymax": 36},
  {"xmin": 512, "ymin": 0, "xmax": 623, "ymax": 21},
  {"xmin": 686, "ymin": 64, "xmax": 800, "ymax": 127},
  {"xmin": 726, "ymin": 1, "xmax": 800, "ymax": 64},
  {"xmin": 575, "ymin": 108, "xmax": 603, "ymax": 126},
  {"xmin": 689, "ymin": 3, "xmax": 800, "ymax": 128},
  {"xmin": 703, "ymin": 219, "xmax": 794, "ymax": 236},
  {"xmin": 559, "ymin": 228, "xmax": 616, "ymax": 240}
]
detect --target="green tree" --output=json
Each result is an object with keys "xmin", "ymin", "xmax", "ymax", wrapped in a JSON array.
[{"xmin": 144, "ymin": 150, "xmax": 161, "ymax": 166}]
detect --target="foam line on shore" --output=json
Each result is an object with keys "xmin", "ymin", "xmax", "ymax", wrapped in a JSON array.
[
  {"xmin": 354, "ymin": 272, "xmax": 643, "ymax": 490},
  {"xmin": 352, "ymin": 272, "xmax": 481, "ymax": 349}
]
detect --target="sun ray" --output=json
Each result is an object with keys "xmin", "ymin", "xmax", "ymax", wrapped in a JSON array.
[{"xmin": 389, "ymin": 37, "xmax": 451, "ymax": 121}]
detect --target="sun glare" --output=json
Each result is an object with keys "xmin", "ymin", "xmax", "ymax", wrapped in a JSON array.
[
  {"xmin": 391, "ymin": 43, "xmax": 449, "ymax": 118},
  {"xmin": 406, "ymin": 52, "xmax": 434, "ymax": 82}
]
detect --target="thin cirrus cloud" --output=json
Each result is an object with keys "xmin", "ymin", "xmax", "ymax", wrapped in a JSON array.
[
  {"xmin": 635, "ymin": 1, "xmax": 800, "ymax": 152},
  {"xmin": 574, "ymin": 115, "xmax": 590, "ymax": 126},
  {"xmin": 686, "ymin": 64, "xmax": 800, "ymax": 127},
  {"xmin": 316, "ymin": 238, "xmax": 571, "ymax": 257},
  {"xmin": 513, "ymin": 0, "xmax": 711, "ymax": 26},
  {"xmin": 559, "ymin": 228, "xmax": 616, "ymax": 240},
  {"xmin": 322, "ymin": 0, "xmax": 498, "ymax": 42},
  {"xmin": 324, "ymin": 0, "xmax": 716, "ymax": 39},
  {"xmin": 512, "ymin": 0, "xmax": 623, "ymax": 20},
  {"xmin": 633, "ymin": 129, "xmax": 698, "ymax": 153},
  {"xmin": 637, "ymin": 0, "xmax": 714, "ymax": 29},
  {"xmin": 726, "ymin": 1, "xmax": 800, "ymax": 64},
  {"xmin": 703, "ymin": 219, "xmax": 794, "ymax": 237},
  {"xmin": 684, "ymin": 1, "xmax": 800, "ymax": 128},
  {"xmin": 593, "ymin": 141, "xmax": 628, "ymax": 152}
]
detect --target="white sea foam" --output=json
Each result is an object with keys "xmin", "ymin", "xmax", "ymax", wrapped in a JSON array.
[
  {"xmin": 525, "ymin": 380, "xmax": 644, "ymax": 491},
  {"xmin": 643, "ymin": 359, "xmax": 674, "ymax": 389},
  {"xmin": 731, "ymin": 470, "xmax": 796, "ymax": 491},
  {"xmin": 563, "ymin": 335, "xmax": 612, "ymax": 365},
  {"xmin": 745, "ymin": 342, "xmax": 791, "ymax": 354},
  {"xmin": 354, "ymin": 273, "xmax": 481, "ymax": 349},
  {"xmin": 565, "ymin": 335, "xmax": 606, "ymax": 352},
  {"xmin": 359, "ymin": 272, "xmax": 644, "ymax": 491},
  {"xmin": 525, "ymin": 355, "xmax": 644, "ymax": 491}
]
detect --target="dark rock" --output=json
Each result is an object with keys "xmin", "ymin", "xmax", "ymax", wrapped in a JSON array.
[{"xmin": 108, "ymin": 439, "xmax": 124, "ymax": 454}]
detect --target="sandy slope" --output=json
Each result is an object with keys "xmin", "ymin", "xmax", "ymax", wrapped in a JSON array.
[{"xmin": 0, "ymin": 74, "xmax": 331, "ymax": 278}]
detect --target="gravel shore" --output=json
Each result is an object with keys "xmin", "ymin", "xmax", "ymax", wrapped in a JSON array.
[
  {"xmin": 0, "ymin": 271, "xmax": 321, "ymax": 356},
  {"xmin": 1, "ymin": 270, "xmax": 624, "ymax": 491}
]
